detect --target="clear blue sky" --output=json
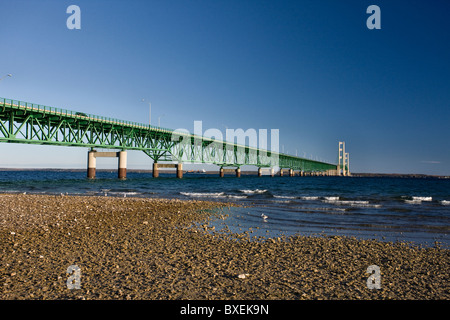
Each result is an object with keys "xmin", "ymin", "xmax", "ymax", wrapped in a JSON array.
[{"xmin": 0, "ymin": 0, "xmax": 449, "ymax": 174}]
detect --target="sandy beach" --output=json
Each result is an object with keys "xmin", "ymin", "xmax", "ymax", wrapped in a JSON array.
[{"xmin": 0, "ymin": 194, "xmax": 449, "ymax": 300}]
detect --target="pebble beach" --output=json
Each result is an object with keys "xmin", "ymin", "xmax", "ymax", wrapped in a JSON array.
[{"xmin": 1, "ymin": 194, "xmax": 449, "ymax": 300}]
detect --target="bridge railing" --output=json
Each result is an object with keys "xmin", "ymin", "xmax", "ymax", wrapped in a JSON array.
[{"xmin": 0, "ymin": 97, "xmax": 175, "ymax": 133}]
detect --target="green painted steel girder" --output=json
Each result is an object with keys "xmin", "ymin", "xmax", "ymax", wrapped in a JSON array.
[{"xmin": 0, "ymin": 97, "xmax": 337, "ymax": 171}]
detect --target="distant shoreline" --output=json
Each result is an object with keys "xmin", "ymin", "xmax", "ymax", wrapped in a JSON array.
[{"xmin": 0, "ymin": 167, "xmax": 448, "ymax": 179}]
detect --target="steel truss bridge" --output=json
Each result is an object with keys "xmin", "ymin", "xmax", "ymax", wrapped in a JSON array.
[{"xmin": 0, "ymin": 97, "xmax": 340, "ymax": 178}]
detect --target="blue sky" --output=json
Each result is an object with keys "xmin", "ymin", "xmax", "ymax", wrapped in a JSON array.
[{"xmin": 0, "ymin": 0, "xmax": 449, "ymax": 174}]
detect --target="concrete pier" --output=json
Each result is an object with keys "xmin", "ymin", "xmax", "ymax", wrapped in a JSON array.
[
  {"xmin": 219, "ymin": 167, "xmax": 240, "ymax": 177},
  {"xmin": 87, "ymin": 151, "xmax": 96, "ymax": 179},
  {"xmin": 271, "ymin": 168, "xmax": 274, "ymax": 177},
  {"xmin": 176, "ymin": 163, "xmax": 183, "ymax": 179},
  {"xmin": 118, "ymin": 151, "xmax": 127, "ymax": 179},
  {"xmin": 87, "ymin": 150, "xmax": 127, "ymax": 179},
  {"xmin": 289, "ymin": 168, "xmax": 294, "ymax": 177},
  {"xmin": 258, "ymin": 167, "xmax": 262, "ymax": 177},
  {"xmin": 153, "ymin": 162, "xmax": 159, "ymax": 178},
  {"xmin": 153, "ymin": 162, "xmax": 183, "ymax": 178}
]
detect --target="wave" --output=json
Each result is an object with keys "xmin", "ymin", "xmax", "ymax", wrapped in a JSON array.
[
  {"xmin": 323, "ymin": 196, "xmax": 339, "ymax": 201},
  {"xmin": 402, "ymin": 196, "xmax": 433, "ymax": 204},
  {"xmin": 180, "ymin": 192, "xmax": 248, "ymax": 200},
  {"xmin": 335, "ymin": 200, "xmax": 369, "ymax": 205},
  {"xmin": 274, "ymin": 195, "xmax": 297, "ymax": 199},
  {"xmin": 240, "ymin": 189, "xmax": 267, "ymax": 194},
  {"xmin": 108, "ymin": 191, "xmax": 141, "ymax": 196},
  {"xmin": 404, "ymin": 199, "xmax": 423, "ymax": 204},
  {"xmin": 301, "ymin": 196, "xmax": 319, "ymax": 200},
  {"xmin": 227, "ymin": 195, "xmax": 248, "ymax": 199},
  {"xmin": 180, "ymin": 192, "xmax": 226, "ymax": 198},
  {"xmin": 412, "ymin": 196, "xmax": 432, "ymax": 201},
  {"xmin": 440, "ymin": 200, "xmax": 450, "ymax": 205},
  {"xmin": 321, "ymin": 199, "xmax": 381, "ymax": 208},
  {"xmin": 321, "ymin": 207, "xmax": 348, "ymax": 213},
  {"xmin": 298, "ymin": 206, "xmax": 348, "ymax": 213}
]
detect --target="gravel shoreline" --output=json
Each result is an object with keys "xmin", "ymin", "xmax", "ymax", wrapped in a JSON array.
[{"xmin": 1, "ymin": 194, "xmax": 449, "ymax": 300}]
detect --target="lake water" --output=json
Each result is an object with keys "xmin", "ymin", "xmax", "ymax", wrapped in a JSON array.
[{"xmin": 1, "ymin": 170, "xmax": 449, "ymax": 247}]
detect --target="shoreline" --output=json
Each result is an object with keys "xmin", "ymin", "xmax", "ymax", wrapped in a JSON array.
[{"xmin": 1, "ymin": 194, "xmax": 449, "ymax": 300}]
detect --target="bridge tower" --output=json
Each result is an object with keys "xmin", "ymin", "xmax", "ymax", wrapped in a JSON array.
[{"xmin": 338, "ymin": 141, "xmax": 350, "ymax": 176}]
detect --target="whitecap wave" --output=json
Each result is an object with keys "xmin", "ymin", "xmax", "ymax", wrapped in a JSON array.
[
  {"xmin": 323, "ymin": 196, "xmax": 339, "ymax": 201},
  {"xmin": 336, "ymin": 200, "xmax": 369, "ymax": 205},
  {"xmin": 440, "ymin": 200, "xmax": 450, "ymax": 205},
  {"xmin": 109, "ymin": 191, "xmax": 140, "ymax": 196},
  {"xmin": 227, "ymin": 195, "xmax": 248, "ymax": 199},
  {"xmin": 180, "ymin": 192, "xmax": 247, "ymax": 200},
  {"xmin": 300, "ymin": 196, "xmax": 319, "ymax": 200},
  {"xmin": 404, "ymin": 199, "xmax": 422, "ymax": 204},
  {"xmin": 412, "ymin": 196, "xmax": 432, "ymax": 201},
  {"xmin": 180, "ymin": 192, "xmax": 226, "ymax": 198},
  {"xmin": 274, "ymin": 195, "xmax": 297, "ymax": 199},
  {"xmin": 321, "ymin": 199, "xmax": 381, "ymax": 208},
  {"xmin": 240, "ymin": 189, "xmax": 267, "ymax": 194}
]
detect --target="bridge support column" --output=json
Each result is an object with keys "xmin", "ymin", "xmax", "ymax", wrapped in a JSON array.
[
  {"xmin": 236, "ymin": 167, "xmax": 241, "ymax": 178},
  {"xmin": 176, "ymin": 163, "xmax": 183, "ymax": 179},
  {"xmin": 279, "ymin": 169, "xmax": 283, "ymax": 177},
  {"xmin": 219, "ymin": 167, "xmax": 224, "ymax": 178},
  {"xmin": 271, "ymin": 168, "xmax": 274, "ymax": 177},
  {"xmin": 87, "ymin": 151, "xmax": 96, "ymax": 179},
  {"xmin": 258, "ymin": 167, "xmax": 262, "ymax": 177},
  {"xmin": 289, "ymin": 168, "xmax": 294, "ymax": 177},
  {"xmin": 118, "ymin": 151, "xmax": 127, "ymax": 179},
  {"xmin": 153, "ymin": 162, "xmax": 159, "ymax": 178}
]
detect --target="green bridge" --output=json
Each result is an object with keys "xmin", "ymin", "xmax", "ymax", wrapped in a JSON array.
[{"xmin": 0, "ymin": 97, "xmax": 345, "ymax": 178}]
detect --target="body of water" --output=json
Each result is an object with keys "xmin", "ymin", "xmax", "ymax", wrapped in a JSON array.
[{"xmin": 1, "ymin": 170, "xmax": 449, "ymax": 247}]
